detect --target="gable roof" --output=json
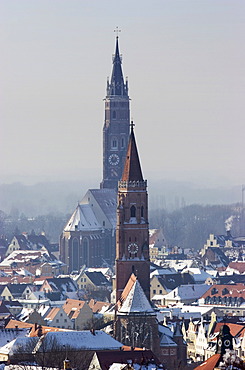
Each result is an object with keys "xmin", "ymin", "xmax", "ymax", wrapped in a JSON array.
[
  {"xmin": 45, "ymin": 277, "xmax": 77, "ymax": 293},
  {"xmin": 33, "ymin": 331, "xmax": 123, "ymax": 352},
  {"xmin": 88, "ymin": 299, "xmax": 112, "ymax": 313},
  {"xmin": 7, "ymin": 283, "xmax": 31, "ymax": 295},
  {"xmin": 85, "ymin": 271, "xmax": 110, "ymax": 287},
  {"xmin": 64, "ymin": 203, "xmax": 102, "ymax": 232},
  {"xmin": 92, "ymin": 349, "xmax": 162, "ymax": 370},
  {"xmin": 63, "ymin": 298, "xmax": 89, "ymax": 319},
  {"xmin": 44, "ymin": 307, "xmax": 60, "ymax": 321},
  {"xmin": 208, "ymin": 247, "xmax": 230, "ymax": 267},
  {"xmin": 155, "ymin": 272, "xmax": 194, "ymax": 291},
  {"xmin": 164, "ymin": 284, "xmax": 210, "ymax": 301}
]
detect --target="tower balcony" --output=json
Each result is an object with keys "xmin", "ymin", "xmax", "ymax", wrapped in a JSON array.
[{"xmin": 118, "ymin": 180, "xmax": 147, "ymax": 189}]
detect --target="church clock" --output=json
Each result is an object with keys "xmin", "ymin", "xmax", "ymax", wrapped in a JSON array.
[
  {"xmin": 127, "ymin": 242, "xmax": 139, "ymax": 255},
  {"xmin": 109, "ymin": 154, "xmax": 120, "ymax": 165}
]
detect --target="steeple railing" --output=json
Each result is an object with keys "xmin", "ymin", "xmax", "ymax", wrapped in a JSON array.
[{"xmin": 118, "ymin": 180, "xmax": 147, "ymax": 189}]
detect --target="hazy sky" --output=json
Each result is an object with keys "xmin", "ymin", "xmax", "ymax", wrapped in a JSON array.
[{"xmin": 1, "ymin": 0, "xmax": 245, "ymax": 188}]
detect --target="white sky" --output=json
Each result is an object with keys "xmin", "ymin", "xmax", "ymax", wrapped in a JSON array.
[{"xmin": 1, "ymin": 0, "xmax": 245, "ymax": 187}]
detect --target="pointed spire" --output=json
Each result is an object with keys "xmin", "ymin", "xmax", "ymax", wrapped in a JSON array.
[
  {"xmin": 121, "ymin": 122, "xmax": 144, "ymax": 182},
  {"xmin": 118, "ymin": 274, "xmax": 154, "ymax": 315},
  {"xmin": 108, "ymin": 37, "xmax": 128, "ymax": 96}
]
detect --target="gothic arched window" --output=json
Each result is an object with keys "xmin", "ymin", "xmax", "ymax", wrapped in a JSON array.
[
  {"xmin": 112, "ymin": 110, "xmax": 116, "ymax": 119},
  {"xmin": 72, "ymin": 238, "xmax": 79, "ymax": 272},
  {"xmin": 130, "ymin": 205, "xmax": 136, "ymax": 218},
  {"xmin": 141, "ymin": 206, "xmax": 144, "ymax": 218},
  {"xmin": 111, "ymin": 138, "xmax": 118, "ymax": 149},
  {"xmin": 82, "ymin": 237, "xmax": 89, "ymax": 266}
]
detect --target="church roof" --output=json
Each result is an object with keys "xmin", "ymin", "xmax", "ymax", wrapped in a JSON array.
[
  {"xmin": 108, "ymin": 37, "xmax": 128, "ymax": 96},
  {"xmin": 118, "ymin": 277, "xmax": 154, "ymax": 316},
  {"xmin": 159, "ymin": 333, "xmax": 177, "ymax": 347},
  {"xmin": 64, "ymin": 204, "xmax": 101, "ymax": 232},
  {"xmin": 89, "ymin": 188, "xmax": 117, "ymax": 227},
  {"xmin": 121, "ymin": 124, "xmax": 144, "ymax": 182}
]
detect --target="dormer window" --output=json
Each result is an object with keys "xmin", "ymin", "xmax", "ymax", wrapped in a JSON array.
[
  {"xmin": 222, "ymin": 288, "xmax": 229, "ymax": 296},
  {"xmin": 211, "ymin": 287, "xmax": 218, "ymax": 295}
]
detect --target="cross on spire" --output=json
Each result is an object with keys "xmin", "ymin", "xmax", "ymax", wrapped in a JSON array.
[
  {"xmin": 130, "ymin": 120, "xmax": 135, "ymax": 132},
  {"xmin": 114, "ymin": 26, "xmax": 121, "ymax": 38}
]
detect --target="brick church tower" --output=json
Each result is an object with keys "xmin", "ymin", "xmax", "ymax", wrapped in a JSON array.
[
  {"xmin": 100, "ymin": 36, "xmax": 130, "ymax": 190},
  {"xmin": 115, "ymin": 123, "xmax": 150, "ymax": 301}
]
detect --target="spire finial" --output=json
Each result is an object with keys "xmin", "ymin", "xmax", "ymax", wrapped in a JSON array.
[
  {"xmin": 114, "ymin": 26, "xmax": 121, "ymax": 39},
  {"xmin": 130, "ymin": 120, "xmax": 135, "ymax": 133}
]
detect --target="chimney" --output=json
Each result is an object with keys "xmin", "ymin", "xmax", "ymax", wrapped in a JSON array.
[{"xmin": 227, "ymin": 230, "xmax": 232, "ymax": 239}]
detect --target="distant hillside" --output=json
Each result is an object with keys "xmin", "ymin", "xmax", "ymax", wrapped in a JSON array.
[{"xmin": 0, "ymin": 180, "xmax": 242, "ymax": 217}]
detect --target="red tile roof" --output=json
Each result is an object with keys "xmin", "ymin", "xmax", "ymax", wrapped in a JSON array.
[
  {"xmin": 228, "ymin": 262, "xmax": 245, "ymax": 274},
  {"xmin": 194, "ymin": 354, "xmax": 221, "ymax": 370},
  {"xmin": 211, "ymin": 322, "xmax": 245, "ymax": 338},
  {"xmin": 116, "ymin": 273, "xmax": 137, "ymax": 310},
  {"xmin": 201, "ymin": 284, "xmax": 245, "ymax": 299}
]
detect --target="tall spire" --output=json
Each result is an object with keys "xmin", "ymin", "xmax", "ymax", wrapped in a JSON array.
[
  {"xmin": 121, "ymin": 122, "xmax": 143, "ymax": 182},
  {"xmin": 107, "ymin": 37, "xmax": 128, "ymax": 96}
]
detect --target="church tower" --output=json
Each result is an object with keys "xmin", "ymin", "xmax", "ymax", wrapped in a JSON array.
[
  {"xmin": 100, "ymin": 36, "xmax": 130, "ymax": 190},
  {"xmin": 115, "ymin": 123, "xmax": 150, "ymax": 301}
]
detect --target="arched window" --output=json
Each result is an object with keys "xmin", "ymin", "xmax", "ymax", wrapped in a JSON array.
[
  {"xmin": 112, "ymin": 111, "xmax": 116, "ymax": 119},
  {"xmin": 82, "ymin": 237, "xmax": 89, "ymax": 266},
  {"xmin": 72, "ymin": 238, "xmax": 79, "ymax": 271},
  {"xmin": 111, "ymin": 138, "xmax": 118, "ymax": 149},
  {"xmin": 130, "ymin": 205, "xmax": 136, "ymax": 217},
  {"xmin": 141, "ymin": 206, "xmax": 144, "ymax": 218},
  {"xmin": 121, "ymin": 137, "xmax": 125, "ymax": 148}
]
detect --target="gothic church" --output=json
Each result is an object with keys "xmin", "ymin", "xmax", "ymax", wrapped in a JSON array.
[{"xmin": 60, "ymin": 37, "xmax": 130, "ymax": 272}]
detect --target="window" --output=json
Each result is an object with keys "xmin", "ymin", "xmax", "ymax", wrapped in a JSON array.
[
  {"xmin": 121, "ymin": 137, "xmax": 125, "ymax": 148},
  {"xmin": 56, "ymin": 319, "xmax": 59, "ymax": 323},
  {"xmin": 130, "ymin": 205, "xmax": 136, "ymax": 217},
  {"xmin": 153, "ymin": 290, "xmax": 156, "ymax": 294},
  {"xmin": 159, "ymin": 290, "xmax": 162, "ymax": 294},
  {"xmin": 112, "ymin": 111, "xmax": 116, "ymax": 119},
  {"xmin": 141, "ymin": 206, "xmax": 144, "ymax": 218},
  {"xmin": 111, "ymin": 138, "xmax": 118, "ymax": 149},
  {"xmin": 64, "ymin": 319, "xmax": 67, "ymax": 322}
]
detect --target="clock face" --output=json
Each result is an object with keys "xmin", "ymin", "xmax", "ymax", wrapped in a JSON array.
[
  {"xmin": 128, "ymin": 242, "xmax": 139, "ymax": 255},
  {"xmin": 109, "ymin": 154, "xmax": 120, "ymax": 166},
  {"xmin": 224, "ymin": 339, "xmax": 231, "ymax": 347}
]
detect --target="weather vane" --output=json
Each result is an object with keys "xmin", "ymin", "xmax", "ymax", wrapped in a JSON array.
[{"xmin": 114, "ymin": 26, "xmax": 121, "ymax": 38}]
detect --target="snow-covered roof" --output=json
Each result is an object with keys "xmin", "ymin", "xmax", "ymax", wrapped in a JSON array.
[
  {"xmin": 64, "ymin": 204, "xmax": 102, "ymax": 232},
  {"xmin": 164, "ymin": 284, "xmax": 210, "ymax": 301},
  {"xmin": 0, "ymin": 250, "xmax": 50, "ymax": 267},
  {"xmin": 34, "ymin": 331, "xmax": 122, "ymax": 352},
  {"xmin": 0, "ymin": 337, "xmax": 38, "ymax": 355},
  {"xmin": 0, "ymin": 328, "xmax": 30, "ymax": 348},
  {"xmin": 118, "ymin": 280, "xmax": 154, "ymax": 316},
  {"xmin": 89, "ymin": 188, "xmax": 117, "ymax": 227},
  {"xmin": 150, "ymin": 268, "xmax": 176, "ymax": 277}
]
